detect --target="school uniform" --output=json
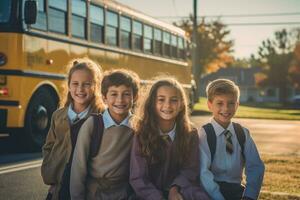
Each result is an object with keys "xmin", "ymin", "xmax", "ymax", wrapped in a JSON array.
[
  {"xmin": 130, "ymin": 126, "xmax": 210, "ymax": 200},
  {"xmin": 41, "ymin": 105, "xmax": 97, "ymax": 200},
  {"xmin": 70, "ymin": 109, "xmax": 134, "ymax": 200},
  {"xmin": 198, "ymin": 118, "xmax": 265, "ymax": 200}
]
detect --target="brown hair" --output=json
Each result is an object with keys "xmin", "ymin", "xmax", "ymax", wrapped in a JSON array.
[
  {"xmin": 206, "ymin": 79, "xmax": 240, "ymax": 102},
  {"xmin": 132, "ymin": 77, "xmax": 193, "ymax": 166},
  {"xmin": 60, "ymin": 58, "xmax": 105, "ymax": 112},
  {"xmin": 101, "ymin": 69, "xmax": 140, "ymax": 101}
]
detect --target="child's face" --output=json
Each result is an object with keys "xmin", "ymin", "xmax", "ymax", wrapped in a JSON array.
[
  {"xmin": 103, "ymin": 85, "xmax": 133, "ymax": 123},
  {"xmin": 155, "ymin": 86, "xmax": 182, "ymax": 125},
  {"xmin": 69, "ymin": 69, "xmax": 94, "ymax": 112},
  {"xmin": 208, "ymin": 94, "xmax": 239, "ymax": 128}
]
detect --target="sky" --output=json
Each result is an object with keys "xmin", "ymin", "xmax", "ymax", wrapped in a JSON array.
[{"xmin": 117, "ymin": 0, "xmax": 300, "ymax": 59}]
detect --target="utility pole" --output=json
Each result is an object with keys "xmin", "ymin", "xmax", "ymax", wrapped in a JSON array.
[{"xmin": 192, "ymin": 0, "xmax": 199, "ymax": 100}]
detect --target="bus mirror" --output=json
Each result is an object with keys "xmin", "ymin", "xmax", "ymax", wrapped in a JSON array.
[{"xmin": 24, "ymin": 0, "xmax": 37, "ymax": 25}]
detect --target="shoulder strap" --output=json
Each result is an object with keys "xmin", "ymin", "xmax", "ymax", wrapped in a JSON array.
[
  {"xmin": 89, "ymin": 113, "xmax": 104, "ymax": 158},
  {"xmin": 232, "ymin": 122, "xmax": 246, "ymax": 160},
  {"xmin": 203, "ymin": 123, "xmax": 216, "ymax": 163}
]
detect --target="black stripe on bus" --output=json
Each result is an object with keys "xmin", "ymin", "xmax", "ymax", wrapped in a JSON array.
[
  {"xmin": 25, "ymin": 31, "xmax": 188, "ymax": 66},
  {"xmin": 0, "ymin": 100, "xmax": 19, "ymax": 106},
  {"xmin": 0, "ymin": 69, "xmax": 66, "ymax": 80}
]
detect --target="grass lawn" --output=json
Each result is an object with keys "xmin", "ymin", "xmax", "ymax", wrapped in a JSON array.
[
  {"xmin": 259, "ymin": 155, "xmax": 300, "ymax": 200},
  {"xmin": 193, "ymin": 97, "xmax": 300, "ymax": 120}
]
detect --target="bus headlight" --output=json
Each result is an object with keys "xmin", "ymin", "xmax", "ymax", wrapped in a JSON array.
[{"xmin": 0, "ymin": 53, "xmax": 7, "ymax": 66}]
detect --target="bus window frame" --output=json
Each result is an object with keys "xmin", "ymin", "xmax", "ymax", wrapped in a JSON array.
[
  {"xmin": 48, "ymin": 0, "xmax": 68, "ymax": 35},
  {"xmin": 143, "ymin": 24, "xmax": 153, "ymax": 54},
  {"xmin": 120, "ymin": 15, "xmax": 132, "ymax": 50},
  {"xmin": 171, "ymin": 34, "xmax": 178, "ymax": 59},
  {"xmin": 105, "ymin": 10, "xmax": 119, "ymax": 46},
  {"xmin": 163, "ymin": 31, "xmax": 171, "ymax": 57},
  {"xmin": 132, "ymin": 20, "xmax": 143, "ymax": 52},
  {"xmin": 154, "ymin": 28, "xmax": 162, "ymax": 56},
  {"xmin": 71, "ymin": 0, "xmax": 87, "ymax": 39},
  {"xmin": 89, "ymin": 3, "xmax": 104, "ymax": 44}
]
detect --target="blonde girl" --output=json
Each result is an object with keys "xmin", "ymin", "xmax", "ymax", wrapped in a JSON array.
[
  {"xmin": 130, "ymin": 77, "xmax": 209, "ymax": 200},
  {"xmin": 41, "ymin": 58, "xmax": 104, "ymax": 200}
]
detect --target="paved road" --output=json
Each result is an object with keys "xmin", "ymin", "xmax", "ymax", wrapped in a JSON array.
[
  {"xmin": 191, "ymin": 116, "xmax": 300, "ymax": 155},
  {"xmin": 0, "ymin": 116, "xmax": 299, "ymax": 199}
]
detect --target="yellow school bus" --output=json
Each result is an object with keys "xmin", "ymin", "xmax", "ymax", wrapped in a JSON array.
[{"xmin": 0, "ymin": 0, "xmax": 193, "ymax": 149}]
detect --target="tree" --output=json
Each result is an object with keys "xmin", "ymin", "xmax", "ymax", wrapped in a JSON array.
[
  {"xmin": 254, "ymin": 28, "xmax": 300, "ymax": 103},
  {"xmin": 174, "ymin": 17, "xmax": 234, "ymax": 94}
]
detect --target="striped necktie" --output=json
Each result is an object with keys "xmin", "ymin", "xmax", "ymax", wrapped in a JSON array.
[
  {"xmin": 161, "ymin": 134, "xmax": 171, "ymax": 143},
  {"xmin": 224, "ymin": 130, "xmax": 233, "ymax": 154}
]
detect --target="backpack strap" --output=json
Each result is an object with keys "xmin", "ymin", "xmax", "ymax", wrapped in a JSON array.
[
  {"xmin": 203, "ymin": 123, "xmax": 216, "ymax": 163},
  {"xmin": 232, "ymin": 122, "xmax": 246, "ymax": 160},
  {"xmin": 89, "ymin": 113, "xmax": 104, "ymax": 158},
  {"xmin": 203, "ymin": 122, "xmax": 246, "ymax": 163}
]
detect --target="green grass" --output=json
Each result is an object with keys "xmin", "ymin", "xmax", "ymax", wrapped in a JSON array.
[{"xmin": 193, "ymin": 97, "xmax": 300, "ymax": 120}]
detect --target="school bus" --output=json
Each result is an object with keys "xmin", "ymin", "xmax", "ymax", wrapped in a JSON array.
[{"xmin": 0, "ymin": 0, "xmax": 194, "ymax": 149}]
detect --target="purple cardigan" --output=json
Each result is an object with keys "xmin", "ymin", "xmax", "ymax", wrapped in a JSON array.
[{"xmin": 130, "ymin": 130, "xmax": 210, "ymax": 200}]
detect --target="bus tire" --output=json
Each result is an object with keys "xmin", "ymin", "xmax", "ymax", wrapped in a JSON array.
[{"xmin": 23, "ymin": 87, "xmax": 58, "ymax": 151}]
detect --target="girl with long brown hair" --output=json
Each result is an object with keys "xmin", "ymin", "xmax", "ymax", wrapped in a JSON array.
[{"xmin": 130, "ymin": 77, "xmax": 209, "ymax": 200}]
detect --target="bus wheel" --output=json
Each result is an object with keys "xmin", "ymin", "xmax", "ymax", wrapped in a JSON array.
[{"xmin": 24, "ymin": 88, "xmax": 57, "ymax": 151}]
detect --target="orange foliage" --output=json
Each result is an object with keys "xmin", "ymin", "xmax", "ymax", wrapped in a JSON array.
[{"xmin": 255, "ymin": 72, "xmax": 268, "ymax": 86}]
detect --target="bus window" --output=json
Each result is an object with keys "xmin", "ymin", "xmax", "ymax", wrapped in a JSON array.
[
  {"xmin": 163, "ymin": 32, "xmax": 171, "ymax": 57},
  {"xmin": 133, "ymin": 20, "xmax": 142, "ymax": 51},
  {"xmin": 120, "ymin": 16, "xmax": 131, "ymax": 49},
  {"xmin": 0, "ymin": 0, "xmax": 11, "ymax": 23},
  {"xmin": 31, "ymin": 0, "xmax": 46, "ymax": 30},
  {"xmin": 154, "ymin": 28, "xmax": 162, "ymax": 55},
  {"xmin": 90, "ymin": 4, "xmax": 104, "ymax": 43},
  {"xmin": 48, "ymin": 0, "xmax": 67, "ymax": 34},
  {"xmin": 144, "ymin": 25, "xmax": 153, "ymax": 54},
  {"xmin": 106, "ymin": 10, "xmax": 118, "ymax": 46},
  {"xmin": 178, "ymin": 37, "xmax": 186, "ymax": 59},
  {"xmin": 171, "ymin": 34, "xmax": 177, "ymax": 58},
  {"xmin": 72, "ymin": 0, "xmax": 86, "ymax": 39}
]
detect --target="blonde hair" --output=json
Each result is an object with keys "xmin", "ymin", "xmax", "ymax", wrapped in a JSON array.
[
  {"xmin": 60, "ymin": 58, "xmax": 105, "ymax": 112},
  {"xmin": 206, "ymin": 79, "xmax": 240, "ymax": 102}
]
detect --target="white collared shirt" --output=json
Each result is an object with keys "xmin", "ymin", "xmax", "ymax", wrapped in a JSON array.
[
  {"xmin": 102, "ymin": 109, "xmax": 132, "ymax": 129},
  {"xmin": 68, "ymin": 104, "xmax": 90, "ymax": 124},
  {"xmin": 198, "ymin": 118, "xmax": 264, "ymax": 200},
  {"xmin": 159, "ymin": 124, "xmax": 176, "ymax": 142}
]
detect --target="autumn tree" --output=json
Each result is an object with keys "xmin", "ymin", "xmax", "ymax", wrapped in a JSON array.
[
  {"xmin": 254, "ymin": 28, "xmax": 300, "ymax": 103},
  {"xmin": 174, "ymin": 17, "xmax": 234, "ymax": 95}
]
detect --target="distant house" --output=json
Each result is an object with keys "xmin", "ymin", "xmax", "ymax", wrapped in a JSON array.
[{"xmin": 198, "ymin": 67, "xmax": 293, "ymax": 103}]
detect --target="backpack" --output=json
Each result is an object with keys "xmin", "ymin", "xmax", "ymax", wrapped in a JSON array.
[
  {"xmin": 58, "ymin": 113, "xmax": 104, "ymax": 200},
  {"xmin": 203, "ymin": 122, "xmax": 245, "ymax": 163}
]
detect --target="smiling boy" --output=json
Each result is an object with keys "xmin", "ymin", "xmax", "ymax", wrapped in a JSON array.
[
  {"xmin": 70, "ymin": 69, "xmax": 140, "ymax": 200},
  {"xmin": 198, "ymin": 79, "xmax": 265, "ymax": 200}
]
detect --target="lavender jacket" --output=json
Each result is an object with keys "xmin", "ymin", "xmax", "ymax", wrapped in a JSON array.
[{"xmin": 130, "ymin": 130, "xmax": 210, "ymax": 200}]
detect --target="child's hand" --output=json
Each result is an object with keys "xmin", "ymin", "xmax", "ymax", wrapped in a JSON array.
[{"xmin": 168, "ymin": 186, "xmax": 183, "ymax": 200}]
